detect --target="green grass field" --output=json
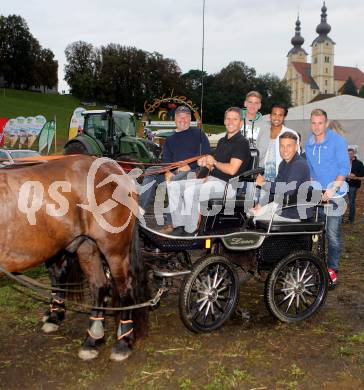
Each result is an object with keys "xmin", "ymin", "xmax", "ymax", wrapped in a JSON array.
[
  {"xmin": 0, "ymin": 89, "xmax": 82, "ymax": 148},
  {"xmin": 0, "ymin": 89, "xmax": 225, "ymax": 152}
]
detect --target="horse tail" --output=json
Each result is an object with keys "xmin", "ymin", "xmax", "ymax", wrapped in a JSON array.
[{"xmin": 130, "ymin": 221, "xmax": 149, "ymax": 338}]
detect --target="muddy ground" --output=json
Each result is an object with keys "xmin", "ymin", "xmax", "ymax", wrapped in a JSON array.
[{"xmin": 0, "ymin": 191, "xmax": 363, "ymax": 390}]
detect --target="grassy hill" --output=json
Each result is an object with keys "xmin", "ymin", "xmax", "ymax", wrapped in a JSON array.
[
  {"xmin": 0, "ymin": 89, "xmax": 82, "ymax": 149},
  {"xmin": 0, "ymin": 89, "xmax": 225, "ymax": 153}
]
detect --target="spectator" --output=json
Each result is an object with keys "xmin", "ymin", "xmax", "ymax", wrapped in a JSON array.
[
  {"xmin": 165, "ymin": 107, "xmax": 251, "ymax": 235},
  {"xmin": 347, "ymin": 148, "xmax": 364, "ymax": 224},
  {"xmin": 305, "ymin": 108, "xmax": 350, "ymax": 285},
  {"xmin": 241, "ymin": 91, "xmax": 270, "ymax": 145},
  {"xmin": 256, "ymin": 103, "xmax": 299, "ymax": 191},
  {"xmin": 139, "ymin": 105, "xmax": 210, "ymax": 212},
  {"xmin": 328, "ymin": 120, "xmax": 346, "ymax": 137},
  {"xmin": 251, "ymin": 131, "xmax": 310, "ymax": 221}
]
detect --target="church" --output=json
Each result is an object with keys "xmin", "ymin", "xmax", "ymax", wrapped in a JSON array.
[{"xmin": 284, "ymin": 2, "xmax": 364, "ymax": 106}]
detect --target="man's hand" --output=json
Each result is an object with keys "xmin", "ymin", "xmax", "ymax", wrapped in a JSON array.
[
  {"xmin": 256, "ymin": 174, "xmax": 265, "ymax": 187},
  {"xmin": 348, "ymin": 173, "xmax": 356, "ymax": 179},
  {"xmin": 249, "ymin": 203, "xmax": 262, "ymax": 216},
  {"xmin": 198, "ymin": 156, "xmax": 207, "ymax": 167},
  {"xmin": 165, "ymin": 171, "xmax": 175, "ymax": 182},
  {"xmin": 205, "ymin": 155, "xmax": 216, "ymax": 166},
  {"xmin": 322, "ymin": 188, "xmax": 335, "ymax": 202},
  {"xmin": 177, "ymin": 165, "xmax": 191, "ymax": 173}
]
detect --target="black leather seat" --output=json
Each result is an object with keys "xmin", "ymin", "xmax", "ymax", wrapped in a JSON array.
[{"xmin": 254, "ymin": 220, "xmax": 324, "ymax": 233}]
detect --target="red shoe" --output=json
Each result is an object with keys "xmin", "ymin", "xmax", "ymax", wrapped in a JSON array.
[{"xmin": 328, "ymin": 268, "xmax": 337, "ymax": 287}]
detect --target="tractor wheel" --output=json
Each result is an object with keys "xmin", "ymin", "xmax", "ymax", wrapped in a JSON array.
[{"xmin": 64, "ymin": 142, "xmax": 89, "ymax": 155}]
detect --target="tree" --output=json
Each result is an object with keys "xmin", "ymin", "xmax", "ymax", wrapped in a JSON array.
[
  {"xmin": 0, "ymin": 15, "xmax": 57, "ymax": 90},
  {"xmin": 342, "ymin": 76, "xmax": 358, "ymax": 96},
  {"xmin": 254, "ymin": 73, "xmax": 291, "ymax": 114},
  {"xmin": 359, "ymin": 85, "xmax": 364, "ymax": 98},
  {"xmin": 32, "ymin": 41, "xmax": 58, "ymax": 91},
  {"xmin": 65, "ymin": 41, "xmax": 100, "ymax": 99},
  {"xmin": 0, "ymin": 15, "xmax": 33, "ymax": 88}
]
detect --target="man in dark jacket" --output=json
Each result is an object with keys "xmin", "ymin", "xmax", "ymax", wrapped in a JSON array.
[
  {"xmin": 347, "ymin": 148, "xmax": 364, "ymax": 223},
  {"xmin": 139, "ymin": 105, "xmax": 210, "ymax": 210},
  {"xmin": 250, "ymin": 131, "xmax": 310, "ymax": 221}
]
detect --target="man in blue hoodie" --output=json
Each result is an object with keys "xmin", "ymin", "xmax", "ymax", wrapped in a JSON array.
[{"xmin": 305, "ymin": 109, "xmax": 350, "ymax": 284}]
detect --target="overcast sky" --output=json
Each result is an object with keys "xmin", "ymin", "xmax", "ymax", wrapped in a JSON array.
[{"xmin": 3, "ymin": 0, "xmax": 364, "ymax": 92}]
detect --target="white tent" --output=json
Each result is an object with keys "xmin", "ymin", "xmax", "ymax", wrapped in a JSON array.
[{"xmin": 263, "ymin": 95, "xmax": 364, "ymax": 159}]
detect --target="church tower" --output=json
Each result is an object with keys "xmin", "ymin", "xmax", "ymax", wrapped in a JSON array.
[
  {"xmin": 284, "ymin": 16, "xmax": 308, "ymax": 105},
  {"xmin": 311, "ymin": 2, "xmax": 335, "ymax": 94},
  {"xmin": 287, "ymin": 16, "xmax": 308, "ymax": 65}
]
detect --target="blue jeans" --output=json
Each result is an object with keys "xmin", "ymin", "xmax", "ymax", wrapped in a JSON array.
[
  {"xmin": 139, "ymin": 166, "xmax": 164, "ymax": 210},
  {"xmin": 348, "ymin": 186, "xmax": 358, "ymax": 223},
  {"xmin": 139, "ymin": 168, "xmax": 190, "ymax": 225},
  {"xmin": 318, "ymin": 205, "xmax": 343, "ymax": 272}
]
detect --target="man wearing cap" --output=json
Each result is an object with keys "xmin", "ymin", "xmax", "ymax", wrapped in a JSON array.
[
  {"xmin": 139, "ymin": 105, "xmax": 210, "ymax": 211},
  {"xmin": 164, "ymin": 107, "xmax": 251, "ymax": 235}
]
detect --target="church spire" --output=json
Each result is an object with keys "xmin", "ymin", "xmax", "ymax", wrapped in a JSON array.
[
  {"xmin": 287, "ymin": 15, "xmax": 308, "ymax": 56},
  {"xmin": 312, "ymin": 2, "xmax": 335, "ymax": 45}
]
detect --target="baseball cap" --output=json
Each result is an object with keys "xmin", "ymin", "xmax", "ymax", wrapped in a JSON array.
[{"xmin": 175, "ymin": 105, "xmax": 191, "ymax": 115}]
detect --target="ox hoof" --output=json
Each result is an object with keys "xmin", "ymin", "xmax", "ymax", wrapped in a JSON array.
[
  {"xmin": 78, "ymin": 348, "xmax": 99, "ymax": 361},
  {"xmin": 42, "ymin": 315, "xmax": 49, "ymax": 323},
  {"xmin": 41, "ymin": 322, "xmax": 59, "ymax": 333},
  {"xmin": 109, "ymin": 349, "xmax": 132, "ymax": 362}
]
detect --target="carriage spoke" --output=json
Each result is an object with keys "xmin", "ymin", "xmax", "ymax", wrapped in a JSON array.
[
  {"xmin": 217, "ymin": 285, "xmax": 229, "ymax": 294},
  {"xmin": 212, "ymin": 265, "xmax": 219, "ymax": 288},
  {"xmin": 303, "ymin": 274, "xmax": 314, "ymax": 284},
  {"xmin": 299, "ymin": 263, "xmax": 309, "ymax": 282},
  {"xmin": 214, "ymin": 300, "xmax": 223, "ymax": 312},
  {"xmin": 198, "ymin": 298, "xmax": 208, "ymax": 311},
  {"xmin": 196, "ymin": 295, "xmax": 208, "ymax": 303},
  {"xmin": 275, "ymin": 291, "xmax": 294, "ymax": 307},
  {"xmin": 285, "ymin": 292, "xmax": 296, "ymax": 312},
  {"xmin": 207, "ymin": 274, "xmax": 212, "ymax": 290}
]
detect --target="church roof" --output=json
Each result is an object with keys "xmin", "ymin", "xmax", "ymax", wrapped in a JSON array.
[
  {"xmin": 291, "ymin": 62, "xmax": 319, "ymax": 89},
  {"xmin": 291, "ymin": 62, "xmax": 364, "ymax": 89},
  {"xmin": 334, "ymin": 66, "xmax": 364, "ymax": 89}
]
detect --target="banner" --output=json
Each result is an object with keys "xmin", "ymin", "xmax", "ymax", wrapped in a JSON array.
[
  {"xmin": 3, "ymin": 118, "xmax": 18, "ymax": 147},
  {"xmin": 38, "ymin": 120, "xmax": 56, "ymax": 154},
  {"xmin": 0, "ymin": 118, "xmax": 8, "ymax": 146},
  {"xmin": 2, "ymin": 115, "xmax": 46, "ymax": 149},
  {"xmin": 17, "ymin": 116, "xmax": 27, "ymax": 148},
  {"xmin": 68, "ymin": 107, "xmax": 86, "ymax": 140}
]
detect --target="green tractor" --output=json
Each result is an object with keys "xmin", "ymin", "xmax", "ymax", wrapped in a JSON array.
[{"xmin": 64, "ymin": 109, "xmax": 160, "ymax": 164}]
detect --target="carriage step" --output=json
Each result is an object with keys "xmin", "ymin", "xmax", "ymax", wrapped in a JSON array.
[{"xmin": 154, "ymin": 270, "xmax": 191, "ymax": 278}]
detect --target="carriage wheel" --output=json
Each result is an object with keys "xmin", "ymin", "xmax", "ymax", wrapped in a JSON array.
[
  {"xmin": 264, "ymin": 251, "xmax": 328, "ymax": 323},
  {"xmin": 179, "ymin": 256, "xmax": 239, "ymax": 333}
]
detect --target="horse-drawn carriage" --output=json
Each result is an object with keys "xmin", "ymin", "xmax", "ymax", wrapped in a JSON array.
[
  {"xmin": 0, "ymin": 155, "xmax": 330, "ymax": 361},
  {"xmin": 140, "ymin": 167, "xmax": 329, "ymax": 333}
]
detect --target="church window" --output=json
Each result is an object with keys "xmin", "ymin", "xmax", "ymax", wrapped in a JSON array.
[
  {"xmin": 325, "ymin": 80, "xmax": 328, "ymax": 86},
  {"xmin": 325, "ymin": 89, "xmax": 327, "ymax": 94},
  {"xmin": 314, "ymin": 57, "xmax": 318, "ymax": 64},
  {"xmin": 325, "ymin": 68, "xmax": 328, "ymax": 73},
  {"xmin": 325, "ymin": 56, "xmax": 330, "ymax": 63}
]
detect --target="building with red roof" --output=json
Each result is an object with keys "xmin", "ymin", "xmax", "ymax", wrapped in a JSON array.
[{"xmin": 284, "ymin": 2, "xmax": 364, "ymax": 106}]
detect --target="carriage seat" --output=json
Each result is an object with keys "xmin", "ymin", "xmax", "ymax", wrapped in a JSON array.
[
  {"xmin": 208, "ymin": 194, "xmax": 247, "ymax": 209},
  {"xmin": 255, "ymin": 219, "xmax": 324, "ymax": 233}
]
